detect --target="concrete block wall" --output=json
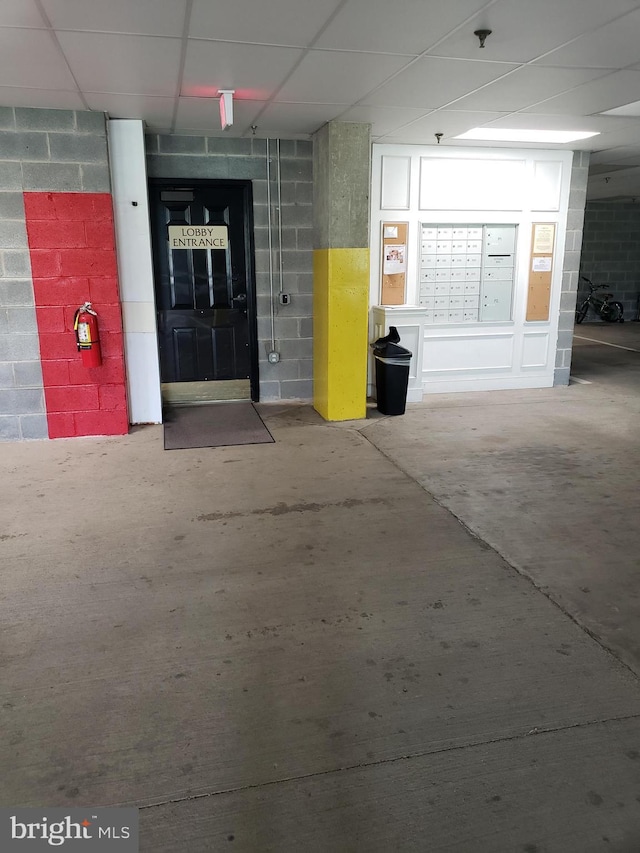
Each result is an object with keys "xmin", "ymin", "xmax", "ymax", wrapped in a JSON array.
[
  {"xmin": 579, "ymin": 201, "xmax": 640, "ymax": 321},
  {"xmin": 555, "ymin": 151, "xmax": 590, "ymax": 386},
  {"xmin": 0, "ymin": 106, "xmax": 126, "ymax": 441},
  {"xmin": 146, "ymin": 135, "xmax": 313, "ymax": 401},
  {"xmin": 0, "ymin": 108, "xmax": 110, "ymax": 439}
]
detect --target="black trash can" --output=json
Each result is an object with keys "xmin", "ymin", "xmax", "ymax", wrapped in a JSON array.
[{"xmin": 371, "ymin": 332, "xmax": 412, "ymax": 416}]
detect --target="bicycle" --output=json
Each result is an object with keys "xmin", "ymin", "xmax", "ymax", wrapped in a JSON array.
[{"xmin": 575, "ymin": 276, "xmax": 624, "ymax": 324}]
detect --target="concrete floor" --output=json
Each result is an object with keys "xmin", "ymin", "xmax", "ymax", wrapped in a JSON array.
[{"xmin": 2, "ymin": 323, "xmax": 640, "ymax": 852}]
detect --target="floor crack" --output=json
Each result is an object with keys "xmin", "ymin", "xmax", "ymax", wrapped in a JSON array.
[{"xmin": 138, "ymin": 711, "xmax": 640, "ymax": 811}]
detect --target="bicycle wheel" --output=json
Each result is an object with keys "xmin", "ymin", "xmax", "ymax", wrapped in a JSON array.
[
  {"xmin": 575, "ymin": 300, "xmax": 589, "ymax": 324},
  {"xmin": 601, "ymin": 301, "xmax": 624, "ymax": 322}
]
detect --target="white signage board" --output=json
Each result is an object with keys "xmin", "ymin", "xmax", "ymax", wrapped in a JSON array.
[{"xmin": 168, "ymin": 225, "xmax": 228, "ymax": 249}]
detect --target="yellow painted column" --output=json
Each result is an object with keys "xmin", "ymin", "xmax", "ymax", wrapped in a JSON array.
[
  {"xmin": 312, "ymin": 122, "xmax": 371, "ymax": 421},
  {"xmin": 313, "ymin": 248, "xmax": 369, "ymax": 421}
]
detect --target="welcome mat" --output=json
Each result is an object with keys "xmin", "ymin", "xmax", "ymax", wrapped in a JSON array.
[{"xmin": 163, "ymin": 401, "xmax": 274, "ymax": 450}]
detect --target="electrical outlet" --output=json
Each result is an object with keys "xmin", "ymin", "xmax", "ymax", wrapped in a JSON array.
[
  {"xmin": 268, "ymin": 351, "xmax": 280, "ymax": 364},
  {"xmin": 279, "ymin": 293, "xmax": 290, "ymax": 305}
]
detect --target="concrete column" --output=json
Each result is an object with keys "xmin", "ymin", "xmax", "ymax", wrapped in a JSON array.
[
  {"xmin": 555, "ymin": 150, "xmax": 590, "ymax": 386},
  {"xmin": 312, "ymin": 122, "xmax": 370, "ymax": 420}
]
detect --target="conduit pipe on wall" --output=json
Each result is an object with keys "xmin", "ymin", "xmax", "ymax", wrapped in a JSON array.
[
  {"xmin": 276, "ymin": 138, "xmax": 284, "ymax": 298},
  {"xmin": 266, "ymin": 138, "xmax": 276, "ymax": 351}
]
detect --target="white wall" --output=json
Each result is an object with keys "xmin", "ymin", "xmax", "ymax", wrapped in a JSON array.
[
  {"xmin": 107, "ymin": 119, "xmax": 162, "ymax": 423},
  {"xmin": 370, "ymin": 144, "xmax": 574, "ymax": 395}
]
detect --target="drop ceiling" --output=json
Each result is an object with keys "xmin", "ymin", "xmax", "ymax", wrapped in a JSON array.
[{"xmin": 4, "ymin": 0, "xmax": 640, "ymax": 198}]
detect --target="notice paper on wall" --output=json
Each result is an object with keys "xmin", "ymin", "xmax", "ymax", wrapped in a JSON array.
[
  {"xmin": 532, "ymin": 223, "xmax": 555, "ymax": 254},
  {"xmin": 383, "ymin": 244, "xmax": 406, "ymax": 275},
  {"xmin": 532, "ymin": 256, "xmax": 552, "ymax": 273},
  {"xmin": 380, "ymin": 221, "xmax": 408, "ymax": 305},
  {"xmin": 526, "ymin": 222, "xmax": 556, "ymax": 321}
]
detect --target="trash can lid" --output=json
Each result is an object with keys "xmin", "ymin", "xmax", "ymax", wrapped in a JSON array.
[{"xmin": 371, "ymin": 341, "xmax": 412, "ymax": 359}]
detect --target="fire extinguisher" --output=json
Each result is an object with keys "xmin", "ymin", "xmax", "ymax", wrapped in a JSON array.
[{"xmin": 74, "ymin": 302, "xmax": 102, "ymax": 368}]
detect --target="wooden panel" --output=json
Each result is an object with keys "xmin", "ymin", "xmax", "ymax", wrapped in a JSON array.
[
  {"xmin": 380, "ymin": 221, "xmax": 407, "ymax": 305},
  {"xmin": 526, "ymin": 223, "xmax": 556, "ymax": 322}
]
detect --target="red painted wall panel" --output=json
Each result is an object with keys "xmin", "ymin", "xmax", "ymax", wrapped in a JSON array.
[{"xmin": 24, "ymin": 191, "xmax": 128, "ymax": 439}]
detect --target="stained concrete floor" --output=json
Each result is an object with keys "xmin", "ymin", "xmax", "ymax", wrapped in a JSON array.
[{"xmin": 1, "ymin": 323, "xmax": 640, "ymax": 852}]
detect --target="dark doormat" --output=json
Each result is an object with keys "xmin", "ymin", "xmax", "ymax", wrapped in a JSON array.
[{"xmin": 163, "ymin": 401, "xmax": 274, "ymax": 450}]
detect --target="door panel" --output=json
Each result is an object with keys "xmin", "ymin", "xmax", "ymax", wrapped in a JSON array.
[{"xmin": 149, "ymin": 180, "xmax": 257, "ymax": 397}]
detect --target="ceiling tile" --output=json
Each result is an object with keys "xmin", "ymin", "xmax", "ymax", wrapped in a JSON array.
[
  {"xmin": 533, "ymin": 9, "xmax": 640, "ymax": 69},
  {"xmin": 315, "ymin": 0, "xmax": 489, "ymax": 55},
  {"xmin": 182, "ymin": 41, "xmax": 303, "ymax": 99},
  {"xmin": 0, "ymin": 28, "xmax": 77, "ymax": 89},
  {"xmin": 0, "ymin": 86, "xmax": 85, "ymax": 110},
  {"xmin": 275, "ymin": 50, "xmax": 411, "ymax": 104},
  {"xmin": 175, "ymin": 97, "xmax": 263, "ymax": 133},
  {"xmin": 361, "ymin": 57, "xmax": 519, "ymax": 109},
  {"xmin": 452, "ymin": 67, "xmax": 611, "ymax": 112},
  {"xmin": 84, "ymin": 93, "xmax": 176, "ymax": 125},
  {"xmin": 382, "ymin": 110, "xmax": 509, "ymax": 143},
  {"xmin": 337, "ymin": 105, "xmax": 432, "ymax": 137},
  {"xmin": 189, "ymin": 0, "xmax": 341, "ymax": 46},
  {"xmin": 41, "ymin": 0, "xmax": 188, "ymax": 37},
  {"xmin": 590, "ymin": 145, "xmax": 640, "ymax": 166},
  {"xmin": 1, "ymin": 0, "xmax": 47, "ymax": 28},
  {"xmin": 521, "ymin": 70, "xmax": 640, "ymax": 115},
  {"xmin": 429, "ymin": 0, "xmax": 640, "ymax": 63},
  {"xmin": 253, "ymin": 102, "xmax": 346, "ymax": 135},
  {"xmin": 56, "ymin": 32, "xmax": 182, "ymax": 96}
]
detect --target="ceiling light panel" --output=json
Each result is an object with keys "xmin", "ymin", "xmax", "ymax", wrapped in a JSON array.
[{"xmin": 455, "ymin": 128, "xmax": 600, "ymax": 142}]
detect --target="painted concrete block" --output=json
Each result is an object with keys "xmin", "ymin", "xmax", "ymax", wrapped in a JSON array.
[
  {"xmin": 14, "ymin": 360, "xmax": 44, "ymax": 388},
  {"xmin": 0, "ymin": 388, "xmax": 44, "ymax": 414},
  {"xmin": 0, "ymin": 415, "xmax": 20, "ymax": 440},
  {"xmin": 0, "ymin": 220, "xmax": 28, "ymax": 249},
  {"xmin": 49, "ymin": 133, "xmax": 107, "ymax": 163},
  {"xmin": 15, "ymin": 108, "xmax": 75, "ymax": 132},
  {"xmin": 0, "ymin": 131, "xmax": 49, "ymax": 161},
  {"xmin": 0, "ymin": 333, "xmax": 40, "ymax": 361},
  {"xmin": 0, "ymin": 108, "xmax": 15, "ymax": 130},
  {"xmin": 19, "ymin": 413, "xmax": 48, "ymax": 439},
  {"xmin": 0, "ymin": 192, "xmax": 25, "ymax": 219},
  {"xmin": 81, "ymin": 163, "xmax": 111, "ymax": 192},
  {"xmin": 0, "ymin": 362, "xmax": 14, "ymax": 388},
  {"xmin": 8, "ymin": 306, "xmax": 39, "ymax": 334},
  {"xmin": 75, "ymin": 111, "xmax": 107, "ymax": 134},
  {"xmin": 22, "ymin": 163, "xmax": 83, "ymax": 192},
  {"xmin": 0, "ymin": 162, "xmax": 23, "ymax": 191},
  {"xmin": 0, "ymin": 279, "xmax": 34, "ymax": 305}
]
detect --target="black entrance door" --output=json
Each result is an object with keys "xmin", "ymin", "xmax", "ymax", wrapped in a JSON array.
[{"xmin": 149, "ymin": 180, "xmax": 257, "ymax": 399}]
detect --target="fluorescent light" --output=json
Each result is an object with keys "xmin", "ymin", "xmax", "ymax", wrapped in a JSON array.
[{"xmin": 454, "ymin": 128, "xmax": 600, "ymax": 143}]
